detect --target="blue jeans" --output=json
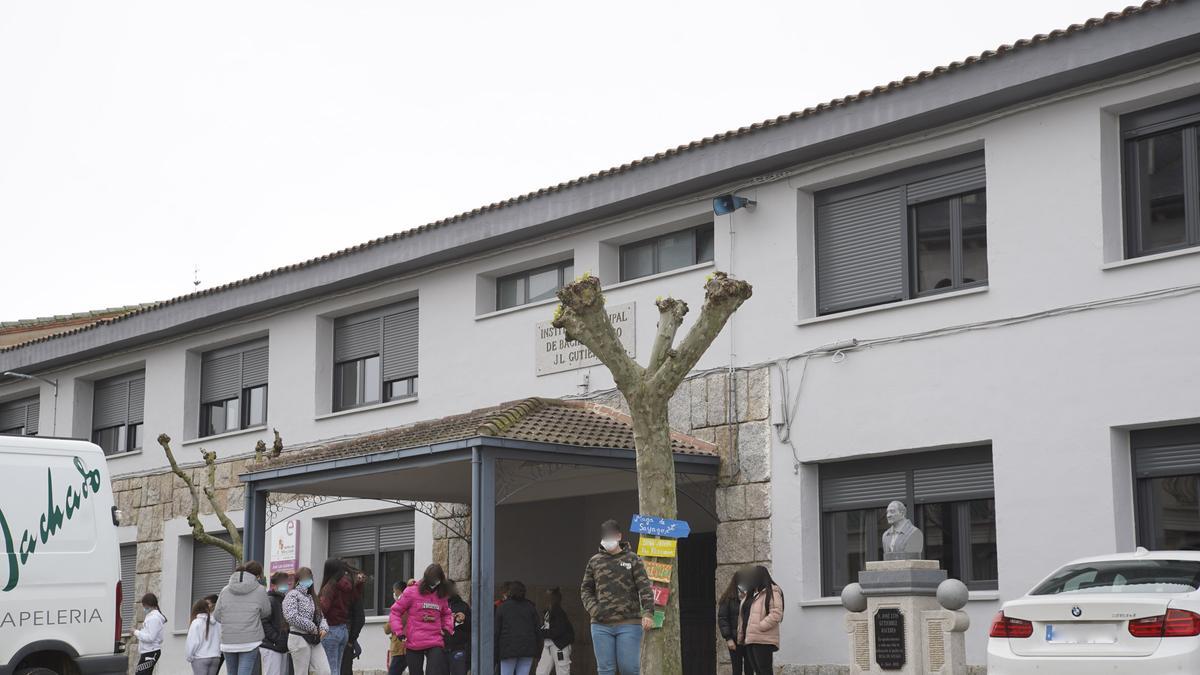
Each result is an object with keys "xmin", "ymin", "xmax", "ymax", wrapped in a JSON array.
[
  {"xmin": 499, "ymin": 657, "xmax": 533, "ymax": 675},
  {"xmin": 321, "ymin": 624, "xmax": 349, "ymax": 674},
  {"xmin": 591, "ymin": 623, "xmax": 641, "ymax": 675},
  {"xmin": 222, "ymin": 649, "xmax": 260, "ymax": 675}
]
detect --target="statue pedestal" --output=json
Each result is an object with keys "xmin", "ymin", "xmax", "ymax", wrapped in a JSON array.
[{"xmin": 843, "ymin": 560, "xmax": 969, "ymax": 675}]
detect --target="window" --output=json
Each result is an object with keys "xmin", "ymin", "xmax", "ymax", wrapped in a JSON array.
[
  {"xmin": 328, "ymin": 512, "xmax": 416, "ymax": 616},
  {"xmin": 1032, "ymin": 560, "xmax": 1200, "ymax": 596},
  {"xmin": 191, "ymin": 533, "xmax": 239, "ymax": 604},
  {"xmin": 92, "ymin": 372, "xmax": 145, "ymax": 456},
  {"xmin": 333, "ymin": 301, "xmax": 418, "ymax": 412},
  {"xmin": 819, "ymin": 446, "xmax": 996, "ymax": 595},
  {"xmin": 1133, "ymin": 424, "xmax": 1200, "ymax": 550},
  {"xmin": 0, "ymin": 396, "xmax": 39, "ymax": 436},
  {"xmin": 619, "ymin": 224, "xmax": 714, "ymax": 282},
  {"xmin": 120, "ymin": 544, "xmax": 136, "ymax": 633},
  {"xmin": 199, "ymin": 340, "xmax": 268, "ymax": 437},
  {"xmin": 815, "ymin": 153, "xmax": 987, "ymax": 314},
  {"xmin": 496, "ymin": 259, "xmax": 575, "ymax": 310},
  {"xmin": 1122, "ymin": 95, "xmax": 1200, "ymax": 258}
]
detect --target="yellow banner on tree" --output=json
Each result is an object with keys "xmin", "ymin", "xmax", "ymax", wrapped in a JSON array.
[{"xmin": 637, "ymin": 536, "xmax": 677, "ymax": 558}]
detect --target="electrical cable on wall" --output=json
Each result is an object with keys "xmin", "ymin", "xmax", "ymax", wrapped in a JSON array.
[{"xmin": 574, "ymin": 280, "xmax": 1200, "ymax": 472}]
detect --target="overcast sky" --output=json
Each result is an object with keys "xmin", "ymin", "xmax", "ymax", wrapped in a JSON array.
[{"xmin": 0, "ymin": 0, "xmax": 1121, "ymax": 319}]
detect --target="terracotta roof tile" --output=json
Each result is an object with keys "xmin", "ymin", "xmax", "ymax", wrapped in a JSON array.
[
  {"xmin": 252, "ymin": 397, "xmax": 716, "ymax": 472},
  {"xmin": 0, "ymin": 304, "xmax": 152, "ymax": 349},
  {"xmin": 1, "ymin": 1, "xmax": 1176, "ymax": 356}
]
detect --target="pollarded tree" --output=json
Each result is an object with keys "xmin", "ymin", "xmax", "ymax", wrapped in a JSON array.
[
  {"xmin": 552, "ymin": 271, "xmax": 752, "ymax": 675},
  {"xmin": 157, "ymin": 430, "xmax": 283, "ymax": 562}
]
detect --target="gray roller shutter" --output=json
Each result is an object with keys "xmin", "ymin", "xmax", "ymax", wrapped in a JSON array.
[
  {"xmin": 93, "ymin": 383, "xmax": 128, "ymax": 429},
  {"xmin": 816, "ymin": 188, "xmax": 905, "ymax": 314},
  {"xmin": 821, "ymin": 471, "xmax": 908, "ymax": 511},
  {"xmin": 334, "ymin": 317, "xmax": 381, "ymax": 363},
  {"xmin": 127, "ymin": 378, "xmax": 145, "ymax": 425},
  {"xmin": 382, "ymin": 308, "xmax": 419, "ymax": 381},
  {"xmin": 120, "ymin": 544, "xmax": 137, "ymax": 632},
  {"xmin": 201, "ymin": 342, "xmax": 269, "ymax": 403},
  {"xmin": 241, "ymin": 346, "xmax": 269, "ymax": 388},
  {"xmin": 200, "ymin": 353, "xmax": 241, "ymax": 403},
  {"xmin": 379, "ymin": 512, "xmax": 416, "ymax": 550},
  {"xmin": 0, "ymin": 397, "xmax": 37, "ymax": 433},
  {"xmin": 906, "ymin": 165, "xmax": 987, "ymax": 204},
  {"xmin": 1134, "ymin": 425, "xmax": 1200, "ymax": 478},
  {"xmin": 192, "ymin": 535, "xmax": 238, "ymax": 603},
  {"xmin": 913, "ymin": 463, "xmax": 994, "ymax": 503},
  {"xmin": 330, "ymin": 525, "xmax": 377, "ymax": 555}
]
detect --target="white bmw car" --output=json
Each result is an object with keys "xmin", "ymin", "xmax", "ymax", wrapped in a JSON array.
[{"xmin": 989, "ymin": 550, "xmax": 1200, "ymax": 673}]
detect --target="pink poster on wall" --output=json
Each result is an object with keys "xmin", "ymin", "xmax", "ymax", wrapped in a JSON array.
[{"xmin": 269, "ymin": 520, "xmax": 300, "ymax": 574}]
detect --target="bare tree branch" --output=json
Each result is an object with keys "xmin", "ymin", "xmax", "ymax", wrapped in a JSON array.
[
  {"xmin": 646, "ymin": 297, "xmax": 688, "ymax": 375},
  {"xmin": 552, "ymin": 275, "xmax": 643, "ymax": 390},
  {"xmin": 651, "ymin": 272, "xmax": 752, "ymax": 393},
  {"xmin": 158, "ymin": 434, "xmax": 243, "ymax": 562},
  {"xmin": 271, "ymin": 429, "xmax": 284, "ymax": 458}
]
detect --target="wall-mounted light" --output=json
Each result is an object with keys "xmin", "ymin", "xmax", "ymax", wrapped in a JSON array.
[{"xmin": 712, "ymin": 194, "xmax": 755, "ymax": 216}]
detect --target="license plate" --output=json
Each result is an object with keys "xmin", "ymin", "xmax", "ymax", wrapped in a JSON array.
[{"xmin": 1046, "ymin": 623, "xmax": 1119, "ymax": 644}]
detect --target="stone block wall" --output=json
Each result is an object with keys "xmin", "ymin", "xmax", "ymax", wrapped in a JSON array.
[
  {"xmin": 591, "ymin": 366, "xmax": 773, "ymax": 675},
  {"xmin": 111, "ymin": 454, "xmax": 261, "ymax": 673},
  {"xmin": 430, "ymin": 502, "xmax": 472, "ymax": 602}
]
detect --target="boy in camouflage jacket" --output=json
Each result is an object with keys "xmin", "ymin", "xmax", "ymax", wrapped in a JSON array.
[{"xmin": 580, "ymin": 519, "xmax": 654, "ymax": 674}]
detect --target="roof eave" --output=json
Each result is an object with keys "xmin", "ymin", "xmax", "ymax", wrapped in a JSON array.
[{"xmin": 5, "ymin": 1, "xmax": 1199, "ymax": 374}]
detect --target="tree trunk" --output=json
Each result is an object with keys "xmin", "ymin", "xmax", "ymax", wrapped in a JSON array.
[
  {"xmin": 630, "ymin": 395, "xmax": 683, "ymax": 675},
  {"xmin": 551, "ymin": 272, "xmax": 752, "ymax": 675}
]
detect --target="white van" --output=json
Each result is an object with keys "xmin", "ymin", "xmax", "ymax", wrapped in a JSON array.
[{"xmin": 0, "ymin": 436, "xmax": 127, "ymax": 675}]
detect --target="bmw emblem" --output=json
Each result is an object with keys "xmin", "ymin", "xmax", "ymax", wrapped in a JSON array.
[{"xmin": 1071, "ymin": 607, "xmax": 1083, "ymax": 618}]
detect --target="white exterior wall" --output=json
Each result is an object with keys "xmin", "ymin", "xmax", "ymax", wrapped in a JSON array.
[{"xmin": 5, "ymin": 61, "xmax": 1200, "ymax": 669}]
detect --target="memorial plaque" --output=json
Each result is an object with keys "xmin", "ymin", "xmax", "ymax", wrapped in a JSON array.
[{"xmin": 874, "ymin": 607, "xmax": 906, "ymax": 670}]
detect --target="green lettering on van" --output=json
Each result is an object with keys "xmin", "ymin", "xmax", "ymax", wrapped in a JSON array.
[{"xmin": 0, "ymin": 457, "xmax": 104, "ymax": 592}]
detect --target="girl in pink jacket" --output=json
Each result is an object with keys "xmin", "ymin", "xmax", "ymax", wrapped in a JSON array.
[{"xmin": 390, "ymin": 563, "xmax": 454, "ymax": 675}]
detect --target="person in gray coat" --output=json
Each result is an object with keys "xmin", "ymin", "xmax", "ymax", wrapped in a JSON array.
[{"xmin": 213, "ymin": 560, "xmax": 272, "ymax": 675}]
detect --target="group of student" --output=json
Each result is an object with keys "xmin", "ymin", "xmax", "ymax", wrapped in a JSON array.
[
  {"xmin": 716, "ymin": 566, "xmax": 785, "ymax": 675},
  {"xmin": 132, "ymin": 517, "xmax": 784, "ymax": 675},
  {"xmin": 131, "ymin": 558, "xmax": 372, "ymax": 675}
]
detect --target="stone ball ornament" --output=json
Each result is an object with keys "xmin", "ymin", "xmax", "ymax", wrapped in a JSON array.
[
  {"xmin": 841, "ymin": 582, "xmax": 867, "ymax": 612},
  {"xmin": 937, "ymin": 578, "xmax": 970, "ymax": 611}
]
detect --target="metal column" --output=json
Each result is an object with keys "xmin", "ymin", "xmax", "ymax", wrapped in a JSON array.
[
  {"xmin": 242, "ymin": 487, "xmax": 268, "ymax": 565},
  {"xmin": 471, "ymin": 446, "xmax": 496, "ymax": 675}
]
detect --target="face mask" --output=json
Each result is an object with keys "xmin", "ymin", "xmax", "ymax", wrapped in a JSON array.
[
  {"xmin": 737, "ymin": 584, "xmax": 748, "ymax": 593},
  {"xmin": 276, "ymin": 584, "xmax": 291, "ymax": 593},
  {"xmin": 298, "ymin": 579, "xmax": 314, "ymax": 590},
  {"xmin": 601, "ymin": 538, "xmax": 619, "ymax": 551},
  {"xmin": 427, "ymin": 580, "xmax": 441, "ymax": 589}
]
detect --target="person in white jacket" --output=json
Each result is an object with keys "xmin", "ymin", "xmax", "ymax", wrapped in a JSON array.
[
  {"xmin": 186, "ymin": 598, "xmax": 224, "ymax": 675},
  {"xmin": 133, "ymin": 593, "xmax": 167, "ymax": 674}
]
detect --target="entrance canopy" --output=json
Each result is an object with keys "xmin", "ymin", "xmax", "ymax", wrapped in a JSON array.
[{"xmin": 239, "ymin": 397, "xmax": 719, "ymax": 674}]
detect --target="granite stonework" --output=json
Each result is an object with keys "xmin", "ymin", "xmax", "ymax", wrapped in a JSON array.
[
  {"xmin": 844, "ymin": 560, "xmax": 971, "ymax": 675},
  {"xmin": 108, "ymin": 368, "xmax": 775, "ymax": 674},
  {"xmin": 591, "ymin": 368, "xmax": 774, "ymax": 675}
]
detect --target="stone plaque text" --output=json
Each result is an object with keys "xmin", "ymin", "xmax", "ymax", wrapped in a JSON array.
[
  {"xmin": 535, "ymin": 302, "xmax": 635, "ymax": 375},
  {"xmin": 874, "ymin": 607, "xmax": 905, "ymax": 670}
]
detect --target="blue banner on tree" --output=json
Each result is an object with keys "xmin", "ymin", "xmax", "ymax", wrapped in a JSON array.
[{"xmin": 630, "ymin": 514, "xmax": 690, "ymax": 539}]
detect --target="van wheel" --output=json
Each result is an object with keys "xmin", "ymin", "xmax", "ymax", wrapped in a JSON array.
[{"xmin": 16, "ymin": 668, "xmax": 61, "ymax": 675}]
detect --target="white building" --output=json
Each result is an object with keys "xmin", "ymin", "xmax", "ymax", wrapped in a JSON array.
[{"xmin": 3, "ymin": 2, "xmax": 1200, "ymax": 672}]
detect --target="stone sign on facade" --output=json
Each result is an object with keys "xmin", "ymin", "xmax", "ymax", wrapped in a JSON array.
[{"xmin": 535, "ymin": 302, "xmax": 635, "ymax": 375}]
